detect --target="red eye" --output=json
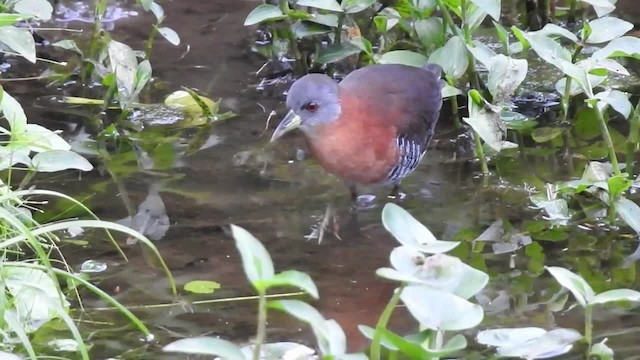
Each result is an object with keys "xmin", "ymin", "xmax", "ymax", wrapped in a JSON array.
[{"xmin": 305, "ymin": 102, "xmax": 319, "ymax": 112}]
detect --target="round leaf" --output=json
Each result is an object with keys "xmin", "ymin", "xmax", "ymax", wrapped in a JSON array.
[
  {"xmin": 184, "ymin": 280, "xmax": 221, "ymax": 294},
  {"xmin": 400, "ymin": 285, "xmax": 484, "ymax": 331}
]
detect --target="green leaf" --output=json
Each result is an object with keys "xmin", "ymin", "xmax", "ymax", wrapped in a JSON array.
[
  {"xmin": 442, "ymin": 84, "xmax": 462, "ymax": 98},
  {"xmin": 575, "ymin": 107, "xmax": 601, "ymax": 140},
  {"xmin": 595, "ymin": 90, "xmax": 632, "ymax": 119},
  {"xmin": 428, "ymin": 35, "xmax": 468, "ymax": 79},
  {"xmin": 19, "ymin": 124, "xmax": 70, "ymax": 152},
  {"xmin": 469, "ymin": 0, "xmax": 500, "ymax": 20},
  {"xmin": 264, "ymin": 270, "xmax": 319, "ymax": 298},
  {"xmin": 533, "ymin": 23, "xmax": 578, "ymax": 43},
  {"xmin": 495, "ymin": 328, "xmax": 582, "ymax": 358},
  {"xmin": 592, "ymin": 36, "xmax": 640, "ymax": 60},
  {"xmin": 341, "ymin": 0, "xmax": 376, "ymax": 13},
  {"xmin": 357, "ymin": 325, "xmax": 399, "ymax": 351},
  {"xmin": 296, "ymin": 0, "xmax": 343, "ymax": 12},
  {"xmin": 268, "ymin": 300, "xmax": 325, "ymax": 326},
  {"xmin": 591, "ymin": 289, "xmax": 640, "ymax": 305},
  {"xmin": 149, "ymin": 2, "xmax": 165, "ymax": 22},
  {"xmin": 13, "ymin": 0, "xmax": 53, "ymax": 20},
  {"xmin": 400, "ymin": 285, "xmax": 484, "ymax": 331},
  {"xmin": 546, "ymin": 266, "xmax": 594, "ymax": 306},
  {"xmin": 487, "ymin": 54, "xmax": 528, "ymax": 103},
  {"xmin": 139, "ymin": 0, "xmax": 153, "ymax": 11},
  {"xmin": 163, "ymin": 337, "xmax": 244, "ymax": 359},
  {"xmin": 415, "ymin": 17, "xmax": 444, "ymax": 49},
  {"xmin": 381, "ymin": 203, "xmax": 460, "ymax": 253},
  {"xmin": 467, "ymin": 40, "xmax": 498, "ymax": 68},
  {"xmin": 384, "ymin": 248, "xmax": 488, "ymax": 299},
  {"xmin": 108, "ymin": 39, "xmax": 138, "ymax": 105},
  {"xmin": 158, "ymin": 27, "xmax": 180, "ymax": 45},
  {"xmin": 586, "ymin": 16, "xmax": 633, "ymax": 44},
  {"xmin": 607, "ymin": 175, "xmax": 633, "ymax": 199},
  {"xmin": 230, "ymin": 224, "xmax": 275, "ymax": 289},
  {"xmin": 0, "ymin": 89, "xmax": 27, "ymax": 134},
  {"xmin": 0, "ymin": 26, "xmax": 35, "ymax": 63},
  {"xmin": 317, "ymin": 43, "xmax": 361, "ymax": 64},
  {"xmin": 615, "ymin": 198, "xmax": 640, "ymax": 235},
  {"xmin": 531, "ymin": 127, "xmax": 564, "ymax": 143},
  {"xmin": 292, "ymin": 21, "xmax": 332, "ymax": 38},
  {"xmin": 244, "ymin": 4, "xmax": 286, "ymax": 26},
  {"xmin": 463, "ymin": 93, "xmax": 517, "ymax": 151},
  {"xmin": 590, "ymin": 339, "xmax": 614, "ymax": 360},
  {"xmin": 52, "ymin": 40, "xmax": 83, "ymax": 56},
  {"xmin": 580, "ymin": 0, "xmax": 616, "ymax": 17},
  {"xmin": 31, "ymin": 150, "xmax": 93, "ymax": 172},
  {"xmin": 477, "ymin": 327, "xmax": 548, "ymax": 347},
  {"xmin": 0, "ymin": 14, "xmax": 28, "ymax": 26},
  {"xmin": 376, "ymin": 50, "xmax": 427, "ymax": 67},
  {"xmin": 183, "ymin": 280, "xmax": 221, "ymax": 294}
]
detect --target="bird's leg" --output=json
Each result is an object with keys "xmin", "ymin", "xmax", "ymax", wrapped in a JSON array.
[
  {"xmin": 315, "ymin": 202, "xmax": 341, "ymax": 244},
  {"xmin": 388, "ymin": 184, "xmax": 406, "ymax": 200}
]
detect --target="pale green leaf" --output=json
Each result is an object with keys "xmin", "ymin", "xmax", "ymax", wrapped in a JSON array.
[
  {"xmin": 377, "ymin": 50, "xmax": 427, "ymax": 67},
  {"xmin": 591, "ymin": 289, "xmax": 640, "ymax": 305},
  {"xmin": 13, "ymin": 0, "xmax": 53, "ymax": 20},
  {"xmin": 580, "ymin": 0, "xmax": 616, "ymax": 17},
  {"xmin": 296, "ymin": 0, "xmax": 343, "ymax": 12},
  {"xmin": 546, "ymin": 266, "xmax": 594, "ymax": 306},
  {"xmin": 244, "ymin": 4, "xmax": 285, "ymax": 25},
  {"xmin": 231, "ymin": 224, "xmax": 275, "ymax": 288},
  {"xmin": 586, "ymin": 16, "xmax": 633, "ymax": 44},
  {"xmin": 158, "ymin": 27, "xmax": 180, "ymax": 45},
  {"xmin": 31, "ymin": 150, "xmax": 93, "ymax": 172},
  {"xmin": 265, "ymin": 270, "xmax": 319, "ymax": 298},
  {"xmin": 400, "ymin": 285, "xmax": 484, "ymax": 331},
  {"xmin": 163, "ymin": 337, "xmax": 245, "ymax": 359},
  {"xmin": 0, "ymin": 27, "xmax": 36, "ymax": 63},
  {"xmin": 381, "ymin": 203, "xmax": 460, "ymax": 253},
  {"xmin": 469, "ymin": 0, "xmax": 500, "ymax": 20}
]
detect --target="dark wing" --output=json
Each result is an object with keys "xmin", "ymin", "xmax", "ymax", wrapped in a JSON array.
[{"xmin": 339, "ymin": 63, "xmax": 443, "ymax": 183}]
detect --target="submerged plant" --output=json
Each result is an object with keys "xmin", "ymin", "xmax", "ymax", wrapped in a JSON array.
[{"xmin": 163, "ymin": 224, "xmax": 364, "ymax": 360}]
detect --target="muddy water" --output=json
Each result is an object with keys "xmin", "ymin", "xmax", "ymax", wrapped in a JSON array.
[{"xmin": 5, "ymin": 0, "xmax": 640, "ymax": 358}]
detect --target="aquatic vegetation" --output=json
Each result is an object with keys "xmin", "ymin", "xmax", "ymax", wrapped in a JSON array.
[
  {"xmin": 0, "ymin": 86, "xmax": 176, "ymax": 358},
  {"xmin": 164, "ymin": 203, "xmax": 640, "ymax": 359}
]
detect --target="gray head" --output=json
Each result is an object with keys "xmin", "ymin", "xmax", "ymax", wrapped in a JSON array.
[{"xmin": 270, "ymin": 74, "xmax": 342, "ymax": 141}]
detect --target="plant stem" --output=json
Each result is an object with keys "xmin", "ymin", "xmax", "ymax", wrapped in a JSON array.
[
  {"xmin": 370, "ymin": 286, "xmax": 404, "ymax": 360},
  {"xmin": 253, "ymin": 289, "xmax": 268, "ymax": 360},
  {"xmin": 568, "ymin": 0, "xmax": 577, "ymax": 23},
  {"xmin": 473, "ymin": 129, "xmax": 490, "ymax": 175},
  {"xmin": 144, "ymin": 24, "xmax": 159, "ymax": 61},
  {"xmin": 595, "ymin": 106, "xmax": 621, "ymax": 176},
  {"xmin": 585, "ymin": 305, "xmax": 593, "ymax": 355},
  {"xmin": 626, "ymin": 102, "xmax": 640, "ymax": 173},
  {"xmin": 560, "ymin": 45, "xmax": 584, "ymax": 123},
  {"xmin": 429, "ymin": 330, "xmax": 444, "ymax": 360},
  {"xmin": 334, "ymin": 13, "xmax": 345, "ymax": 45},
  {"xmin": 460, "ymin": 0, "xmax": 482, "ymax": 91}
]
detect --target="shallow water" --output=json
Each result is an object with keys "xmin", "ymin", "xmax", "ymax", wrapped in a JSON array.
[{"xmin": 5, "ymin": 0, "xmax": 640, "ymax": 358}]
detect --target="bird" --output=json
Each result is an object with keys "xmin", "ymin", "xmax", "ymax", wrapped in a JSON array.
[{"xmin": 270, "ymin": 63, "xmax": 444, "ymax": 203}]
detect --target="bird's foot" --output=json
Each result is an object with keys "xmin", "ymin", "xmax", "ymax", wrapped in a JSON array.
[
  {"xmin": 387, "ymin": 191, "xmax": 406, "ymax": 200},
  {"xmin": 355, "ymin": 194, "xmax": 377, "ymax": 209},
  {"xmin": 306, "ymin": 203, "xmax": 341, "ymax": 244}
]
